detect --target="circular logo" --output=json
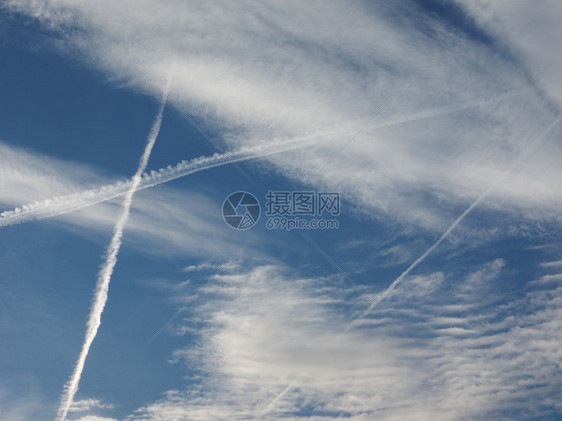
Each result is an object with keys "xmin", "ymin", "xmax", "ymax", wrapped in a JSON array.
[{"xmin": 222, "ymin": 191, "xmax": 261, "ymax": 230}]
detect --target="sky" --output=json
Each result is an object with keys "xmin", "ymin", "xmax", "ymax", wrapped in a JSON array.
[{"xmin": 0, "ymin": 1, "xmax": 561, "ymax": 420}]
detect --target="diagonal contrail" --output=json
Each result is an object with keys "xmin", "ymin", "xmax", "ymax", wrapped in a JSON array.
[
  {"xmin": 56, "ymin": 85, "xmax": 169, "ymax": 421},
  {"xmin": 0, "ymin": 137, "xmax": 317, "ymax": 228},
  {"xmin": 259, "ymin": 116, "xmax": 560, "ymax": 417},
  {"xmin": 0, "ymin": 91, "xmax": 525, "ymax": 229},
  {"xmin": 359, "ymin": 115, "xmax": 561, "ymax": 319}
]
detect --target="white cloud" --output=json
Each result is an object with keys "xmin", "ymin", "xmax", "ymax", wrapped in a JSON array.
[
  {"xmin": 0, "ymin": 386, "xmax": 45, "ymax": 421},
  {"xmin": 5, "ymin": 0, "xmax": 562, "ymax": 233},
  {"xmin": 3, "ymin": 2, "xmax": 562, "ymax": 419},
  {"xmin": 182, "ymin": 261, "xmax": 237, "ymax": 273},
  {"xmin": 69, "ymin": 399, "xmax": 114, "ymax": 413},
  {"xmin": 120, "ymin": 258, "xmax": 562, "ymax": 420},
  {"xmin": 0, "ymin": 140, "xmax": 248, "ymax": 258},
  {"xmin": 457, "ymin": 0, "xmax": 562, "ymax": 107},
  {"xmin": 128, "ymin": 264, "xmax": 422, "ymax": 420},
  {"xmin": 0, "ymin": 141, "xmax": 110, "ymax": 208},
  {"xmin": 541, "ymin": 260, "xmax": 562, "ymax": 268}
]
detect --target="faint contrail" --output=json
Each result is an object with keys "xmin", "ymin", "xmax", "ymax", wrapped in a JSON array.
[
  {"xmin": 0, "ymin": 91, "xmax": 524, "ymax": 228},
  {"xmin": 0, "ymin": 138, "xmax": 316, "ymax": 228},
  {"xmin": 369, "ymin": 89, "xmax": 529, "ymax": 130},
  {"xmin": 56, "ymin": 86, "xmax": 169, "ymax": 421},
  {"xmin": 259, "ymin": 381, "xmax": 298, "ymax": 417},
  {"xmin": 359, "ymin": 116, "xmax": 560, "ymax": 319},
  {"xmin": 262, "ymin": 116, "xmax": 560, "ymax": 418}
]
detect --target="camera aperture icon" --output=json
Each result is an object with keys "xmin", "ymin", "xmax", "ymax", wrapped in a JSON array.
[{"xmin": 222, "ymin": 191, "xmax": 261, "ymax": 230}]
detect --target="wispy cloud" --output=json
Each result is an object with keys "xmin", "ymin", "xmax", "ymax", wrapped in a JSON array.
[
  {"xmin": 3, "ymin": 2, "xmax": 562, "ymax": 420},
  {"xmin": 0, "ymin": 133, "xmax": 316, "ymax": 228},
  {"xmin": 121, "ymin": 257, "xmax": 562, "ymax": 420},
  {"xmin": 361, "ymin": 116, "xmax": 560, "ymax": 317},
  {"xmin": 57, "ymin": 87, "xmax": 168, "ymax": 421},
  {"xmin": 0, "ymin": 386, "xmax": 45, "ymax": 421},
  {"xmin": 0, "ymin": 139, "xmax": 248, "ymax": 259},
  {"xmin": 5, "ymin": 0, "xmax": 562, "ymax": 232},
  {"xmin": 541, "ymin": 260, "xmax": 562, "ymax": 268},
  {"xmin": 457, "ymin": 0, "xmax": 562, "ymax": 107},
  {"xmin": 69, "ymin": 399, "xmax": 114, "ymax": 413}
]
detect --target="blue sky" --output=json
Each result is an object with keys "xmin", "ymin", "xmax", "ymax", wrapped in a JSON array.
[{"xmin": 1, "ymin": 1, "xmax": 562, "ymax": 420}]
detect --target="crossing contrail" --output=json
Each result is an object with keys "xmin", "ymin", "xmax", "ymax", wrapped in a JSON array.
[
  {"xmin": 259, "ymin": 116, "xmax": 560, "ymax": 418},
  {"xmin": 56, "ymin": 86, "xmax": 169, "ymax": 421},
  {"xmin": 0, "ymin": 138, "xmax": 316, "ymax": 229},
  {"xmin": 0, "ymin": 91, "xmax": 525, "ymax": 229},
  {"xmin": 359, "ymin": 115, "xmax": 561, "ymax": 319}
]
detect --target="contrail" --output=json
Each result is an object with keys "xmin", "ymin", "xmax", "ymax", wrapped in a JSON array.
[
  {"xmin": 0, "ymin": 91, "xmax": 524, "ymax": 229},
  {"xmin": 56, "ymin": 86, "xmax": 169, "ymax": 421},
  {"xmin": 260, "ymin": 116, "xmax": 560, "ymax": 417},
  {"xmin": 259, "ymin": 381, "xmax": 298, "ymax": 417},
  {"xmin": 0, "ymin": 138, "xmax": 317, "ymax": 228},
  {"xmin": 369, "ymin": 89, "xmax": 529, "ymax": 131},
  {"xmin": 359, "ymin": 115, "xmax": 561, "ymax": 319}
]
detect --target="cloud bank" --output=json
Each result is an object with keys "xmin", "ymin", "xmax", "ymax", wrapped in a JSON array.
[
  {"xmin": 2, "ymin": 2, "xmax": 562, "ymax": 420},
  {"xmin": 121, "ymin": 259, "xmax": 562, "ymax": 420},
  {"xmin": 5, "ymin": 0, "xmax": 562, "ymax": 232}
]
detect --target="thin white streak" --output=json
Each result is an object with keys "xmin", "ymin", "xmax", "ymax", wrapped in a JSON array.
[
  {"xmin": 369, "ymin": 90, "xmax": 530, "ymax": 130},
  {"xmin": 540, "ymin": 260, "xmax": 562, "ymax": 268},
  {"xmin": 360, "ymin": 116, "xmax": 561, "ymax": 319},
  {"xmin": 0, "ymin": 138, "xmax": 315, "ymax": 228},
  {"xmin": 259, "ymin": 381, "xmax": 298, "ymax": 417},
  {"xmin": 0, "ymin": 91, "xmax": 524, "ymax": 229},
  {"xmin": 56, "ymin": 85, "xmax": 169, "ymax": 421}
]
